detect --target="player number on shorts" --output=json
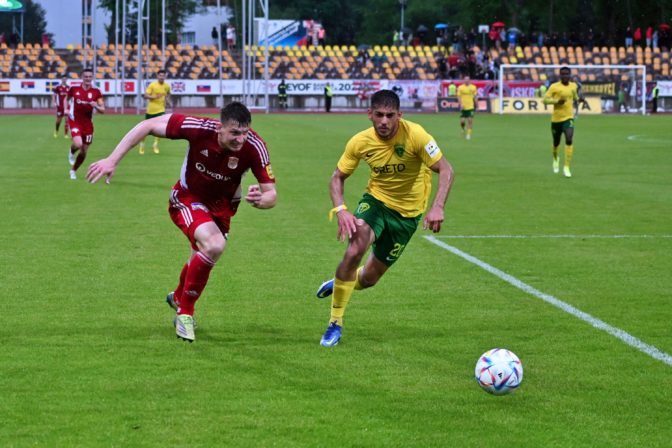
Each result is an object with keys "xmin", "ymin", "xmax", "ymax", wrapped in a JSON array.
[
  {"xmin": 85, "ymin": 135, "xmax": 93, "ymax": 144},
  {"xmin": 389, "ymin": 243, "xmax": 406, "ymax": 258}
]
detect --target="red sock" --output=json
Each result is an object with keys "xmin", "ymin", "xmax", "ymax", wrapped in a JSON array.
[
  {"xmin": 177, "ymin": 252, "xmax": 215, "ymax": 315},
  {"xmin": 173, "ymin": 261, "xmax": 189, "ymax": 305}
]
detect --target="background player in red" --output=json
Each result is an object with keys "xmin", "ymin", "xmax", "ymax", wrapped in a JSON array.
[
  {"xmin": 67, "ymin": 68, "xmax": 104, "ymax": 180},
  {"xmin": 52, "ymin": 75, "xmax": 69, "ymax": 138},
  {"xmin": 86, "ymin": 103, "xmax": 277, "ymax": 343}
]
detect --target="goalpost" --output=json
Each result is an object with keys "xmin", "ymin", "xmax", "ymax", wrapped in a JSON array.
[{"xmin": 499, "ymin": 64, "xmax": 647, "ymax": 116}]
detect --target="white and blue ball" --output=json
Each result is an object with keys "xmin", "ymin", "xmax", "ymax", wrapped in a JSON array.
[{"xmin": 475, "ymin": 348, "xmax": 523, "ymax": 395}]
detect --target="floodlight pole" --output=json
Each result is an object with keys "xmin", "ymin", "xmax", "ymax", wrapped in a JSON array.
[
  {"xmin": 121, "ymin": 0, "xmax": 126, "ymax": 113},
  {"xmin": 399, "ymin": 0, "xmax": 407, "ymax": 35},
  {"xmin": 218, "ymin": 0, "xmax": 223, "ymax": 108},
  {"xmin": 114, "ymin": 0, "xmax": 119, "ymax": 112},
  {"xmin": 136, "ymin": 0, "xmax": 144, "ymax": 114}
]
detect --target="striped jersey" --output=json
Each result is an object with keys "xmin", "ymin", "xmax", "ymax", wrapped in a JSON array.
[{"xmin": 165, "ymin": 113, "xmax": 275, "ymax": 211}]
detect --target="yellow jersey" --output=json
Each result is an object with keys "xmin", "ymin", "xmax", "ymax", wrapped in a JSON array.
[
  {"xmin": 146, "ymin": 81, "xmax": 171, "ymax": 115},
  {"xmin": 457, "ymin": 83, "xmax": 478, "ymax": 110},
  {"xmin": 337, "ymin": 119, "xmax": 443, "ymax": 218},
  {"xmin": 544, "ymin": 81, "xmax": 579, "ymax": 122}
]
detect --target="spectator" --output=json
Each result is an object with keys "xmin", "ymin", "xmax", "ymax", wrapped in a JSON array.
[
  {"xmin": 318, "ymin": 26, "xmax": 326, "ymax": 46},
  {"xmin": 652, "ymin": 29, "xmax": 659, "ymax": 49},
  {"xmin": 9, "ymin": 32, "xmax": 19, "ymax": 48},
  {"xmin": 537, "ymin": 31, "xmax": 545, "ymax": 47},
  {"xmin": 393, "ymin": 30, "xmax": 401, "ymax": 46},
  {"xmin": 226, "ymin": 24, "xmax": 236, "ymax": 50},
  {"xmin": 41, "ymin": 33, "xmax": 50, "ymax": 47},
  {"xmin": 625, "ymin": 26, "xmax": 633, "ymax": 47},
  {"xmin": 211, "ymin": 26, "xmax": 219, "ymax": 46},
  {"xmin": 634, "ymin": 27, "xmax": 642, "ymax": 47},
  {"xmin": 646, "ymin": 26, "xmax": 653, "ymax": 48},
  {"xmin": 0, "ymin": 32, "xmax": 5, "ymax": 45},
  {"xmin": 586, "ymin": 28, "xmax": 594, "ymax": 49}
]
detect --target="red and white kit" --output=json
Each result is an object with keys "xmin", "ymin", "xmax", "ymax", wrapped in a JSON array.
[
  {"xmin": 165, "ymin": 113, "xmax": 275, "ymax": 248},
  {"xmin": 53, "ymin": 84, "xmax": 69, "ymax": 117},
  {"xmin": 67, "ymin": 85, "xmax": 103, "ymax": 144}
]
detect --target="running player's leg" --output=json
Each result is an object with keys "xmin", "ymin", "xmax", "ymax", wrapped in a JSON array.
[
  {"xmin": 563, "ymin": 125, "xmax": 575, "ymax": 177},
  {"xmin": 551, "ymin": 123, "xmax": 562, "ymax": 173}
]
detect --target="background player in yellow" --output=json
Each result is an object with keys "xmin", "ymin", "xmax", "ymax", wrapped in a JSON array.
[
  {"xmin": 457, "ymin": 77, "xmax": 478, "ymax": 140},
  {"xmin": 139, "ymin": 69, "xmax": 172, "ymax": 154},
  {"xmin": 543, "ymin": 66, "xmax": 585, "ymax": 177},
  {"xmin": 315, "ymin": 89, "xmax": 455, "ymax": 347}
]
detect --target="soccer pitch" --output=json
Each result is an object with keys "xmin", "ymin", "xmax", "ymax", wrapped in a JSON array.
[{"xmin": 1, "ymin": 111, "xmax": 671, "ymax": 446}]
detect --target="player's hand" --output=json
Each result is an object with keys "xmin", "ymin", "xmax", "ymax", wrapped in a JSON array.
[
  {"xmin": 557, "ymin": 99, "xmax": 566, "ymax": 105},
  {"xmin": 244, "ymin": 184, "xmax": 262, "ymax": 207},
  {"xmin": 423, "ymin": 206, "xmax": 444, "ymax": 233},
  {"xmin": 336, "ymin": 210, "xmax": 357, "ymax": 242},
  {"xmin": 86, "ymin": 158, "xmax": 116, "ymax": 184}
]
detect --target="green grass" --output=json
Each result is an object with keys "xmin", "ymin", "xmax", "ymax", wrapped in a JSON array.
[{"xmin": 1, "ymin": 111, "xmax": 671, "ymax": 447}]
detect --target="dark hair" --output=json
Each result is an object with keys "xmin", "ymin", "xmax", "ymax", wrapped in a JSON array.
[
  {"xmin": 81, "ymin": 67, "xmax": 93, "ymax": 75},
  {"xmin": 220, "ymin": 102, "xmax": 251, "ymax": 126},
  {"xmin": 158, "ymin": 69, "xmax": 166, "ymax": 75},
  {"xmin": 560, "ymin": 66, "xmax": 571, "ymax": 73},
  {"xmin": 371, "ymin": 89, "xmax": 400, "ymax": 110}
]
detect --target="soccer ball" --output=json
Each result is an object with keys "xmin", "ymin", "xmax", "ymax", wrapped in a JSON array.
[{"xmin": 475, "ymin": 348, "xmax": 523, "ymax": 395}]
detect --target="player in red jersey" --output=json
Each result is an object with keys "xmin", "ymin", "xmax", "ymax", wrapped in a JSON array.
[
  {"xmin": 86, "ymin": 102, "xmax": 277, "ymax": 342},
  {"xmin": 67, "ymin": 68, "xmax": 104, "ymax": 180},
  {"xmin": 52, "ymin": 75, "xmax": 69, "ymax": 138}
]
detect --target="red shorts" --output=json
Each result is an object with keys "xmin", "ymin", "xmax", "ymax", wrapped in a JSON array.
[
  {"xmin": 68, "ymin": 119, "xmax": 94, "ymax": 144},
  {"xmin": 56, "ymin": 107, "xmax": 65, "ymax": 117},
  {"xmin": 168, "ymin": 184, "xmax": 235, "ymax": 251}
]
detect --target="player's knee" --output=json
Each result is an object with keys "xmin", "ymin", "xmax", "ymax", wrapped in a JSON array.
[
  {"xmin": 565, "ymin": 138, "xmax": 573, "ymax": 145},
  {"xmin": 200, "ymin": 234, "xmax": 226, "ymax": 259}
]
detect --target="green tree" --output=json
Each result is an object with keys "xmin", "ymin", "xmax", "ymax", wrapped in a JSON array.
[{"xmin": 0, "ymin": 0, "xmax": 49, "ymax": 45}]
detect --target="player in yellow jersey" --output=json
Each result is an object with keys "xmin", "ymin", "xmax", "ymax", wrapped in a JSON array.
[
  {"xmin": 543, "ymin": 67, "xmax": 584, "ymax": 177},
  {"xmin": 139, "ymin": 70, "xmax": 172, "ymax": 154},
  {"xmin": 315, "ymin": 89, "xmax": 455, "ymax": 347},
  {"xmin": 457, "ymin": 77, "xmax": 478, "ymax": 140}
]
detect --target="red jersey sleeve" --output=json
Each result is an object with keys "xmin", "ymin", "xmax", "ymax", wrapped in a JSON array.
[{"xmin": 246, "ymin": 130, "xmax": 276, "ymax": 184}]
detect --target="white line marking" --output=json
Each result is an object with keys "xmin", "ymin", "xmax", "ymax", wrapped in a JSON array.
[
  {"xmin": 434, "ymin": 234, "xmax": 672, "ymax": 239},
  {"xmin": 627, "ymin": 134, "xmax": 672, "ymax": 144},
  {"xmin": 424, "ymin": 235, "xmax": 672, "ymax": 367}
]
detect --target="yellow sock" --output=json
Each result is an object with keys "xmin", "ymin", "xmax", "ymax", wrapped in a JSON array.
[
  {"xmin": 153, "ymin": 136, "xmax": 160, "ymax": 145},
  {"xmin": 552, "ymin": 145, "xmax": 559, "ymax": 159},
  {"xmin": 354, "ymin": 267, "xmax": 365, "ymax": 290},
  {"xmin": 564, "ymin": 145, "xmax": 573, "ymax": 167},
  {"xmin": 330, "ymin": 277, "xmax": 356, "ymax": 326},
  {"xmin": 467, "ymin": 129, "xmax": 472, "ymax": 137}
]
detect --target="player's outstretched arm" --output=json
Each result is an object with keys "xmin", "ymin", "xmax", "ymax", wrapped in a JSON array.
[
  {"xmin": 423, "ymin": 157, "xmax": 454, "ymax": 233},
  {"xmin": 330, "ymin": 168, "xmax": 357, "ymax": 242},
  {"xmin": 86, "ymin": 114, "xmax": 171, "ymax": 183}
]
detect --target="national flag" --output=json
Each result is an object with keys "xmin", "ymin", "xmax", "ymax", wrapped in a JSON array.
[
  {"xmin": 124, "ymin": 81, "xmax": 135, "ymax": 93},
  {"xmin": 171, "ymin": 81, "xmax": 185, "ymax": 93},
  {"xmin": 196, "ymin": 85, "xmax": 211, "ymax": 93},
  {"xmin": 21, "ymin": 81, "xmax": 35, "ymax": 89},
  {"xmin": 45, "ymin": 81, "xmax": 59, "ymax": 92},
  {"xmin": 0, "ymin": 81, "xmax": 10, "ymax": 92}
]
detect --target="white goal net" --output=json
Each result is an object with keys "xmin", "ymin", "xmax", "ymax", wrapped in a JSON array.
[{"xmin": 499, "ymin": 64, "xmax": 647, "ymax": 115}]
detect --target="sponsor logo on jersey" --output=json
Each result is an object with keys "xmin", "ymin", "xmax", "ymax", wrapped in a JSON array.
[
  {"xmin": 425, "ymin": 140, "xmax": 440, "ymax": 158},
  {"xmin": 265, "ymin": 164, "xmax": 275, "ymax": 179},
  {"xmin": 200, "ymin": 149, "xmax": 209, "ymax": 157},
  {"xmin": 372, "ymin": 163, "xmax": 406, "ymax": 174},
  {"xmin": 394, "ymin": 144, "xmax": 405, "ymax": 157},
  {"xmin": 227, "ymin": 157, "xmax": 238, "ymax": 169},
  {"xmin": 195, "ymin": 162, "xmax": 229, "ymax": 181}
]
